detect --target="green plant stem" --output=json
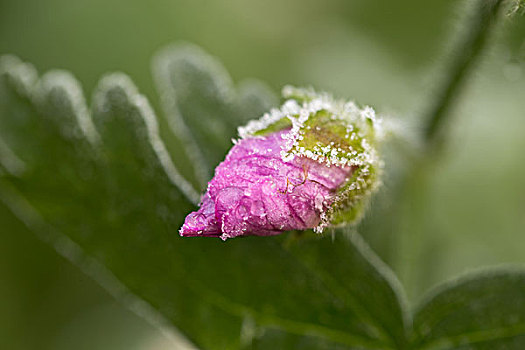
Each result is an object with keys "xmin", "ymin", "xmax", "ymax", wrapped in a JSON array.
[
  {"xmin": 394, "ymin": 0, "xmax": 505, "ymax": 302},
  {"xmin": 423, "ymin": 0, "xmax": 504, "ymax": 149}
]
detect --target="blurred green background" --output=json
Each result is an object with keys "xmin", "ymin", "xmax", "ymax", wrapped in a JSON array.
[{"xmin": 1, "ymin": 0, "xmax": 524, "ymax": 348}]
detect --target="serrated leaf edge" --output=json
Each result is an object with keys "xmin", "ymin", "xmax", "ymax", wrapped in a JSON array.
[
  {"xmin": 152, "ymin": 42, "xmax": 236, "ymax": 187},
  {"xmin": 0, "ymin": 55, "xmax": 200, "ymax": 205}
]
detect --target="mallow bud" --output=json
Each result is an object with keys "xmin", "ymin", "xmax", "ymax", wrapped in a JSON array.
[{"xmin": 180, "ymin": 86, "xmax": 382, "ymax": 240}]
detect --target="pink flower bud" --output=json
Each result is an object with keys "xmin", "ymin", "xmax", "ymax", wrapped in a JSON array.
[{"xmin": 180, "ymin": 87, "xmax": 381, "ymax": 240}]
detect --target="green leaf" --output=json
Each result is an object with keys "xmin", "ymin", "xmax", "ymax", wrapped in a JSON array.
[
  {"xmin": 152, "ymin": 43, "xmax": 277, "ymax": 187},
  {"xmin": 0, "ymin": 52, "xmax": 408, "ymax": 349},
  {"xmin": 413, "ymin": 268, "xmax": 525, "ymax": 350},
  {"xmin": 286, "ymin": 232, "xmax": 410, "ymax": 349}
]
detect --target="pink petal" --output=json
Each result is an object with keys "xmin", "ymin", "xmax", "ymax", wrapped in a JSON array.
[{"xmin": 180, "ymin": 130, "xmax": 353, "ymax": 240}]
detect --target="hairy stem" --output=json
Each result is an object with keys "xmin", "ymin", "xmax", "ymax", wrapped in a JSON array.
[
  {"xmin": 394, "ymin": 0, "xmax": 506, "ymax": 301},
  {"xmin": 423, "ymin": 0, "xmax": 504, "ymax": 148}
]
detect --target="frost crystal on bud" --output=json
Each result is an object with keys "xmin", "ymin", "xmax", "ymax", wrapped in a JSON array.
[{"xmin": 180, "ymin": 86, "xmax": 382, "ymax": 240}]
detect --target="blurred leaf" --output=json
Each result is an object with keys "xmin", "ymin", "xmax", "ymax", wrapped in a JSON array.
[
  {"xmin": 152, "ymin": 43, "xmax": 277, "ymax": 187},
  {"xmin": 413, "ymin": 268, "xmax": 525, "ymax": 349},
  {"xmin": 0, "ymin": 51, "xmax": 409, "ymax": 349}
]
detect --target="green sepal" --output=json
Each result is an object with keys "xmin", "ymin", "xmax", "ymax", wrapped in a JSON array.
[{"xmin": 238, "ymin": 86, "xmax": 382, "ymax": 231}]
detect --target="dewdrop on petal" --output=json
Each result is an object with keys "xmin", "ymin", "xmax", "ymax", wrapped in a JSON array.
[{"xmin": 180, "ymin": 86, "xmax": 382, "ymax": 240}]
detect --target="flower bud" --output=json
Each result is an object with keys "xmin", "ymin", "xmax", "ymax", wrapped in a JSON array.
[{"xmin": 180, "ymin": 86, "xmax": 382, "ymax": 240}]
